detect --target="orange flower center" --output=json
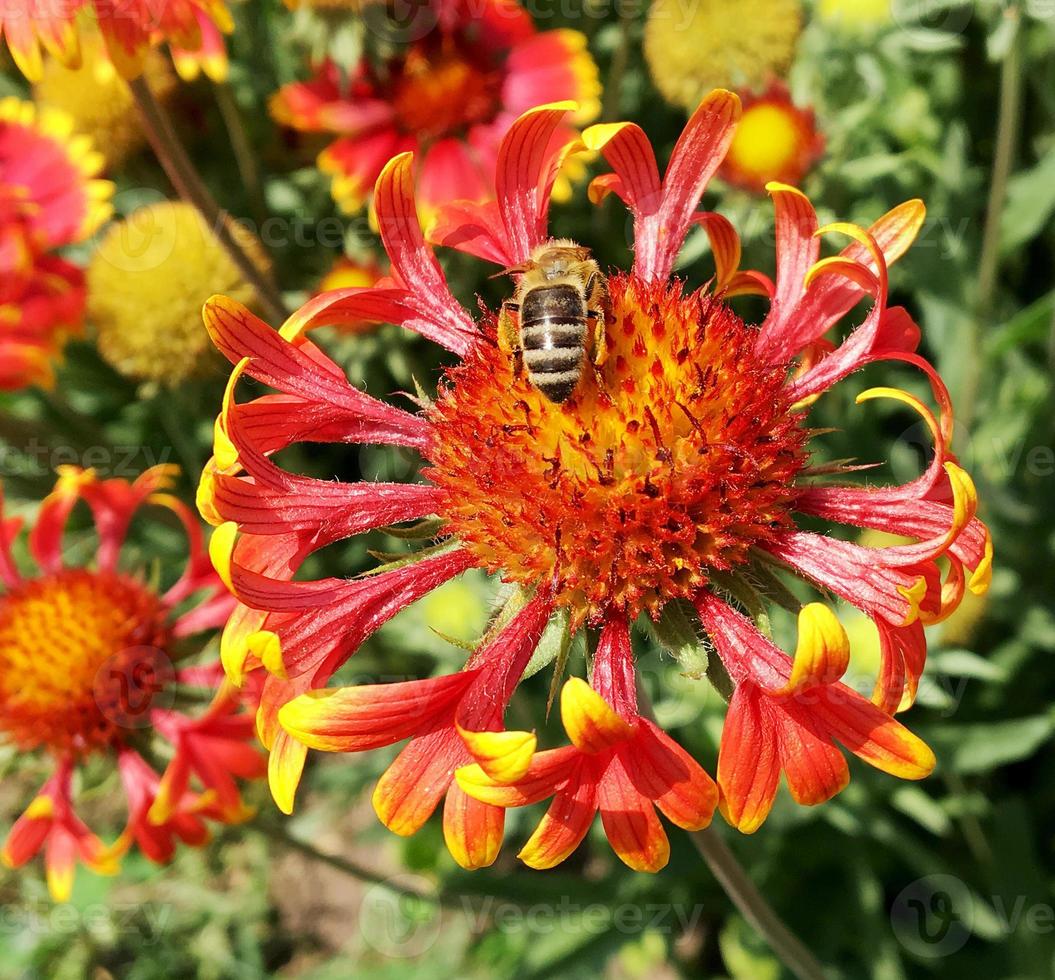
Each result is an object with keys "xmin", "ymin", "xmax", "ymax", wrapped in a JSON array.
[
  {"xmin": 721, "ymin": 94, "xmax": 820, "ymax": 191},
  {"xmin": 0, "ymin": 569, "xmax": 172, "ymax": 756},
  {"xmin": 391, "ymin": 45, "xmax": 501, "ymax": 139},
  {"xmin": 427, "ymin": 273, "xmax": 810, "ymax": 626}
]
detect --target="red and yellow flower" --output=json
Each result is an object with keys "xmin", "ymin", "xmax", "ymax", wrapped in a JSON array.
[
  {"xmin": 269, "ymin": 0, "xmax": 601, "ymax": 220},
  {"xmin": 720, "ymin": 82, "xmax": 824, "ymax": 193},
  {"xmin": 0, "ymin": 98, "xmax": 112, "ymax": 391},
  {"xmin": 0, "ymin": 0, "xmax": 232, "ymax": 81},
  {"xmin": 0, "ymin": 467, "xmax": 264, "ymax": 900},
  {"xmin": 199, "ymin": 93, "xmax": 991, "ymax": 872}
]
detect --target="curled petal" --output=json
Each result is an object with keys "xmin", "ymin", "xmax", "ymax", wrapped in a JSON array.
[
  {"xmin": 372, "ymin": 153, "xmax": 478, "ymax": 354},
  {"xmin": 495, "ymin": 102, "xmax": 578, "ymax": 264},
  {"xmin": 560, "ymin": 678, "xmax": 634, "ymax": 754},
  {"xmin": 442, "ymin": 784, "xmax": 504, "ymax": 870},
  {"xmin": 585, "ymin": 90, "xmax": 740, "ymax": 282},
  {"xmin": 691, "ymin": 211, "xmax": 741, "ymax": 290},
  {"xmin": 280, "ymin": 672, "xmax": 477, "ymax": 752},
  {"xmin": 458, "ymin": 726, "xmax": 537, "ymax": 784},
  {"xmin": 455, "ymin": 747, "xmax": 579, "ymax": 807},
  {"xmin": 773, "ymin": 603, "xmax": 850, "ymax": 696},
  {"xmin": 517, "ymin": 762, "xmax": 598, "ymax": 870}
]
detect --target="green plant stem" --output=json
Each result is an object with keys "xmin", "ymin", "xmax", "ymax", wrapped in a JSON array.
[
  {"xmin": 260, "ymin": 822, "xmax": 438, "ymax": 899},
  {"xmin": 963, "ymin": 7, "xmax": 1024, "ymax": 432},
  {"xmin": 212, "ymin": 81, "xmax": 268, "ymax": 229},
  {"xmin": 259, "ymin": 821, "xmax": 508, "ymax": 914},
  {"xmin": 689, "ymin": 828, "xmax": 827, "ymax": 980},
  {"xmin": 154, "ymin": 390, "xmax": 202, "ymax": 480},
  {"xmin": 600, "ymin": 3, "xmax": 636, "ymax": 122},
  {"xmin": 128, "ymin": 76, "xmax": 289, "ymax": 325},
  {"xmin": 634, "ymin": 688, "xmax": 826, "ymax": 979}
]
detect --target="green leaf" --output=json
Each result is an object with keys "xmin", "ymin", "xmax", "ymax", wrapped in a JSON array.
[
  {"xmin": 382, "ymin": 517, "xmax": 446, "ymax": 540},
  {"xmin": 985, "ymin": 291, "xmax": 1055, "ymax": 356},
  {"xmin": 649, "ymin": 599, "xmax": 708, "ymax": 679},
  {"xmin": 1000, "ymin": 147, "xmax": 1055, "ymax": 254},
  {"xmin": 929, "ymin": 713, "xmax": 1055, "ymax": 774},
  {"xmin": 928, "ymin": 649, "xmax": 1007, "ymax": 682},
  {"xmin": 522, "ymin": 606, "xmax": 571, "ymax": 682}
]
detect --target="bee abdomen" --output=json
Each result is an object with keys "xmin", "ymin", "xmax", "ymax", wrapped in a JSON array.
[{"xmin": 519, "ymin": 285, "xmax": 589, "ymax": 403}]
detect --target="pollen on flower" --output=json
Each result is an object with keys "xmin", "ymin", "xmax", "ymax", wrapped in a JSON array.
[
  {"xmin": 0, "ymin": 569, "xmax": 170, "ymax": 755},
  {"xmin": 427, "ymin": 273, "xmax": 810, "ymax": 626}
]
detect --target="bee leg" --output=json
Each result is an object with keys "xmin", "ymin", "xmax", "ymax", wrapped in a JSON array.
[
  {"xmin": 587, "ymin": 309, "xmax": 608, "ymax": 367},
  {"xmin": 499, "ymin": 302, "xmax": 525, "ymax": 378}
]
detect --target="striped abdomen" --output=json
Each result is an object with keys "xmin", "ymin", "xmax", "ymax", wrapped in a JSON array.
[{"xmin": 519, "ymin": 283, "xmax": 588, "ymax": 403}]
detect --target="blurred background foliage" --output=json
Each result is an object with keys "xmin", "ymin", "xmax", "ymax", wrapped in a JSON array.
[{"xmin": 2, "ymin": 0, "xmax": 1055, "ymax": 977}]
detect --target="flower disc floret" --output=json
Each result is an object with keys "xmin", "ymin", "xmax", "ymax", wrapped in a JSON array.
[
  {"xmin": 428, "ymin": 273, "xmax": 809, "ymax": 624},
  {"xmin": 0, "ymin": 569, "xmax": 169, "ymax": 755}
]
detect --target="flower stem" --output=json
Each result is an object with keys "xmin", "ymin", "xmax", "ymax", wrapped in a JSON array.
[
  {"xmin": 689, "ymin": 827, "xmax": 828, "ymax": 980},
  {"xmin": 212, "ymin": 80, "xmax": 268, "ymax": 229},
  {"xmin": 258, "ymin": 820, "xmax": 514, "ymax": 914},
  {"xmin": 634, "ymin": 687, "xmax": 826, "ymax": 978},
  {"xmin": 128, "ymin": 76, "xmax": 289, "ymax": 325},
  {"xmin": 963, "ymin": 5, "xmax": 1023, "ymax": 432},
  {"xmin": 600, "ymin": 3, "xmax": 636, "ymax": 122}
]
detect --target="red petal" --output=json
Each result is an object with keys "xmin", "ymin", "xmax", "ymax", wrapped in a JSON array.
[
  {"xmin": 517, "ymin": 758, "xmax": 598, "ymax": 869},
  {"xmin": 775, "ymin": 700, "xmax": 850, "ymax": 805},
  {"xmin": 442, "ymin": 783, "xmax": 505, "ymax": 870},
  {"xmin": 598, "ymin": 751, "xmax": 670, "ymax": 872},
  {"xmin": 494, "ymin": 102, "xmax": 577, "ymax": 265},
  {"xmin": 373, "ymin": 152, "xmax": 478, "ymax": 355},
  {"xmin": 630, "ymin": 720, "xmax": 717, "ymax": 831},
  {"xmin": 716, "ymin": 685, "xmax": 781, "ymax": 834},
  {"xmin": 279, "ymin": 671, "xmax": 477, "ymax": 752},
  {"xmin": 373, "ymin": 726, "xmax": 465, "ymax": 836}
]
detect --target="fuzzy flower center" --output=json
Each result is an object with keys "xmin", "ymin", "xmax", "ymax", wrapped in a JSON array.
[
  {"xmin": 0, "ymin": 569, "xmax": 171, "ymax": 755},
  {"xmin": 427, "ymin": 273, "xmax": 810, "ymax": 625},
  {"xmin": 728, "ymin": 103, "xmax": 805, "ymax": 180},
  {"xmin": 391, "ymin": 44, "xmax": 502, "ymax": 139}
]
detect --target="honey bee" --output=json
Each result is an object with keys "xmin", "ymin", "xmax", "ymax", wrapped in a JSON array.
[{"xmin": 499, "ymin": 239, "xmax": 608, "ymax": 403}]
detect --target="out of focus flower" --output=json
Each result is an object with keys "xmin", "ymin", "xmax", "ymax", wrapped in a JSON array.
[
  {"xmin": 0, "ymin": 0, "xmax": 232, "ymax": 81},
  {"xmin": 312, "ymin": 255, "xmax": 388, "ymax": 333},
  {"xmin": 0, "ymin": 256, "xmax": 86, "ymax": 390},
  {"xmin": 818, "ymin": 0, "xmax": 891, "ymax": 31},
  {"xmin": 34, "ymin": 35, "xmax": 177, "ymax": 169},
  {"xmin": 270, "ymin": 0, "xmax": 601, "ymax": 220},
  {"xmin": 317, "ymin": 255, "xmax": 385, "ymax": 293},
  {"xmin": 0, "ymin": 98, "xmax": 112, "ymax": 259},
  {"xmin": 199, "ymin": 96, "xmax": 990, "ymax": 871},
  {"xmin": 0, "ymin": 467, "xmax": 264, "ymax": 900},
  {"xmin": 0, "ymin": 98, "xmax": 112, "ymax": 390},
  {"xmin": 645, "ymin": 0, "xmax": 802, "ymax": 110},
  {"xmin": 720, "ymin": 83, "xmax": 824, "ymax": 193},
  {"xmin": 284, "ymin": 0, "xmax": 372, "ymax": 7},
  {"xmin": 87, "ymin": 201, "xmax": 268, "ymax": 386}
]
